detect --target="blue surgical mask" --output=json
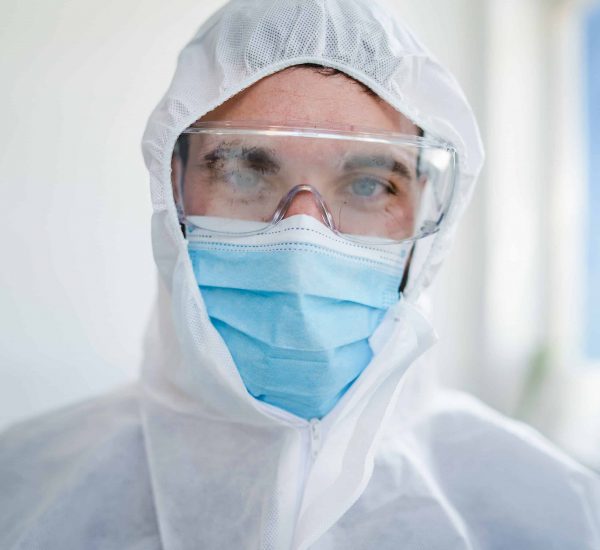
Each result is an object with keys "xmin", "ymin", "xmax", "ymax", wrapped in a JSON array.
[{"xmin": 187, "ymin": 215, "xmax": 410, "ymax": 420}]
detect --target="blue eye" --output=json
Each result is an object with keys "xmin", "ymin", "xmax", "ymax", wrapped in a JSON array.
[
  {"xmin": 225, "ymin": 170, "xmax": 260, "ymax": 190},
  {"xmin": 350, "ymin": 178, "xmax": 385, "ymax": 197}
]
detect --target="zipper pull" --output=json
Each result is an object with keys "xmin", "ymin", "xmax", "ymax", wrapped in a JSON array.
[{"xmin": 309, "ymin": 418, "xmax": 321, "ymax": 459}]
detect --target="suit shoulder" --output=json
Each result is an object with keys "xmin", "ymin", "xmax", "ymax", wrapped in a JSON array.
[{"xmin": 0, "ymin": 386, "xmax": 155, "ymax": 549}]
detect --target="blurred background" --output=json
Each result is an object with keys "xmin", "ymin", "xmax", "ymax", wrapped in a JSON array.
[{"xmin": 1, "ymin": 0, "xmax": 599, "ymax": 470}]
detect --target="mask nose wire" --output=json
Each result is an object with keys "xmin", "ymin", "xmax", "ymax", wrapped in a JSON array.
[{"xmin": 271, "ymin": 184, "xmax": 337, "ymax": 231}]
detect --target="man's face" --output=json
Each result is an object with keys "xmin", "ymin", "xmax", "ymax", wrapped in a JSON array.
[{"xmin": 174, "ymin": 67, "xmax": 422, "ymax": 237}]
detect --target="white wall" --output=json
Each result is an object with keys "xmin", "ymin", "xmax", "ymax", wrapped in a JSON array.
[{"xmin": 0, "ymin": 0, "xmax": 228, "ymax": 428}]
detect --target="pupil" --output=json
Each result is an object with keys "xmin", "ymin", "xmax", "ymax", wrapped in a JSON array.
[
  {"xmin": 231, "ymin": 170, "xmax": 258, "ymax": 189},
  {"xmin": 353, "ymin": 179, "xmax": 378, "ymax": 196}
]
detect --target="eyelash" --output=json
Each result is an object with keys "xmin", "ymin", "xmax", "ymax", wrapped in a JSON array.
[{"xmin": 347, "ymin": 174, "xmax": 402, "ymax": 196}]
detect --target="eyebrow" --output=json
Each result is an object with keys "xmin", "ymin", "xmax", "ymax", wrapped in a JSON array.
[
  {"xmin": 197, "ymin": 144, "xmax": 415, "ymax": 181},
  {"xmin": 342, "ymin": 154, "xmax": 415, "ymax": 180},
  {"xmin": 202, "ymin": 142, "xmax": 281, "ymax": 173}
]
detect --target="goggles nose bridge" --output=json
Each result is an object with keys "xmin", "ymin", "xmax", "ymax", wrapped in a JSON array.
[{"xmin": 272, "ymin": 184, "xmax": 337, "ymax": 231}]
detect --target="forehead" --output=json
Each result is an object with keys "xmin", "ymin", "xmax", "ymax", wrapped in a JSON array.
[{"xmin": 199, "ymin": 67, "xmax": 419, "ymax": 135}]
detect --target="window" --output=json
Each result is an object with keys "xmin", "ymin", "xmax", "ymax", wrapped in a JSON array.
[{"xmin": 584, "ymin": 5, "xmax": 600, "ymax": 360}]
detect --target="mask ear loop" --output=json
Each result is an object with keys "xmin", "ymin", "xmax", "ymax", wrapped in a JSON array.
[{"xmin": 400, "ymin": 243, "xmax": 416, "ymax": 294}]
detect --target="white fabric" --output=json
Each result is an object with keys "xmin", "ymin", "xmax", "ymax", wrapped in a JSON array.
[{"xmin": 1, "ymin": 0, "xmax": 599, "ymax": 548}]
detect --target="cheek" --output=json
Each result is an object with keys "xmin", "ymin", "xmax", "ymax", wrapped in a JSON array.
[
  {"xmin": 182, "ymin": 174, "xmax": 214, "ymax": 215},
  {"xmin": 391, "ymin": 206, "xmax": 415, "ymax": 224},
  {"xmin": 382, "ymin": 198, "xmax": 417, "ymax": 239}
]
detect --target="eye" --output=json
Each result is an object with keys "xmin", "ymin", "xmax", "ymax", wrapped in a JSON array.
[
  {"xmin": 224, "ymin": 169, "xmax": 261, "ymax": 190},
  {"xmin": 349, "ymin": 177, "xmax": 388, "ymax": 198}
]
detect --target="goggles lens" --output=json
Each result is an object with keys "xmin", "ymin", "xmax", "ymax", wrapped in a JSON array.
[{"xmin": 172, "ymin": 124, "xmax": 457, "ymax": 243}]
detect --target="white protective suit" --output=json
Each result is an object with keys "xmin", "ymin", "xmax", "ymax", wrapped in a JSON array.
[{"xmin": 1, "ymin": 0, "xmax": 599, "ymax": 548}]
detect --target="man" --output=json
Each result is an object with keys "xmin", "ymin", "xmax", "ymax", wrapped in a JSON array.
[{"xmin": 1, "ymin": 0, "xmax": 599, "ymax": 548}]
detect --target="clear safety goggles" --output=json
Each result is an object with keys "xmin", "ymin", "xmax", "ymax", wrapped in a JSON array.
[{"xmin": 171, "ymin": 122, "xmax": 458, "ymax": 244}]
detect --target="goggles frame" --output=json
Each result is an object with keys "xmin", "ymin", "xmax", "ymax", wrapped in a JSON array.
[{"xmin": 173, "ymin": 121, "xmax": 459, "ymax": 245}]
